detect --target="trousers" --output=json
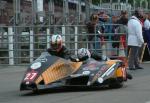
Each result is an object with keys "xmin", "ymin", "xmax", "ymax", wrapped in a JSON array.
[{"xmin": 128, "ymin": 46, "xmax": 140, "ymax": 68}]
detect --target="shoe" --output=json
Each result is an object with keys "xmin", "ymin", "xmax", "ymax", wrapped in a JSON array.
[
  {"xmin": 129, "ymin": 68, "xmax": 136, "ymax": 70},
  {"xmin": 136, "ymin": 66, "xmax": 144, "ymax": 69}
]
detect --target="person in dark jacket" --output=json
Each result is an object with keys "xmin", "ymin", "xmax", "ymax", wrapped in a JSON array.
[
  {"xmin": 47, "ymin": 34, "xmax": 71, "ymax": 59},
  {"xmin": 86, "ymin": 14, "xmax": 101, "ymax": 51},
  {"xmin": 117, "ymin": 10, "xmax": 128, "ymax": 25}
]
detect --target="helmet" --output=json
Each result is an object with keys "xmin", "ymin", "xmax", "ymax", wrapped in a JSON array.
[
  {"xmin": 50, "ymin": 35, "xmax": 63, "ymax": 51},
  {"xmin": 77, "ymin": 48, "xmax": 91, "ymax": 60}
]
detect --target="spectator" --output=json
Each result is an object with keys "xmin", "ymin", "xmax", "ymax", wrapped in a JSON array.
[
  {"xmin": 118, "ymin": 11, "xmax": 128, "ymax": 48},
  {"xmin": 117, "ymin": 10, "xmax": 128, "ymax": 25},
  {"xmin": 112, "ymin": 11, "xmax": 128, "ymax": 49},
  {"xmin": 143, "ymin": 13, "xmax": 150, "ymax": 50},
  {"xmin": 86, "ymin": 14, "xmax": 101, "ymax": 51},
  {"xmin": 127, "ymin": 10, "xmax": 144, "ymax": 70},
  {"xmin": 98, "ymin": 12, "xmax": 112, "ymax": 34},
  {"xmin": 144, "ymin": 13, "xmax": 150, "ymax": 30},
  {"xmin": 136, "ymin": 9, "xmax": 145, "ymax": 27}
]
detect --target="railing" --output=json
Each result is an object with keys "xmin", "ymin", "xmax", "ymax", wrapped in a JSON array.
[{"xmin": 0, "ymin": 24, "xmax": 127, "ymax": 65}]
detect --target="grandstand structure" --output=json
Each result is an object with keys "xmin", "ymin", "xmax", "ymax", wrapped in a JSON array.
[
  {"xmin": 0, "ymin": 0, "xmax": 86, "ymax": 26},
  {"xmin": 0, "ymin": 0, "xmax": 149, "ymax": 25}
]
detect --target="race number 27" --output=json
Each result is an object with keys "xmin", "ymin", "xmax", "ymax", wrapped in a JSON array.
[{"xmin": 24, "ymin": 72, "xmax": 37, "ymax": 81}]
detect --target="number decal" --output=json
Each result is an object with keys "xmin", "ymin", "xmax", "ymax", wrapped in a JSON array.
[
  {"xmin": 24, "ymin": 73, "xmax": 30, "ymax": 80},
  {"xmin": 24, "ymin": 72, "xmax": 38, "ymax": 81}
]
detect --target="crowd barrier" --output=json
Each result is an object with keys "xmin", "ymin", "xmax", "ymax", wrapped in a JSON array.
[{"xmin": 0, "ymin": 24, "xmax": 127, "ymax": 65}]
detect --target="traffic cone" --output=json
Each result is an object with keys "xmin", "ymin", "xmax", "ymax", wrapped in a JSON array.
[
  {"xmin": 120, "ymin": 35, "xmax": 126, "ymax": 48},
  {"xmin": 118, "ymin": 42, "xmax": 126, "ymax": 57}
]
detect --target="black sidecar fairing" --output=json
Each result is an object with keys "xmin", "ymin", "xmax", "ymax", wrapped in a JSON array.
[{"xmin": 20, "ymin": 52, "xmax": 126, "ymax": 91}]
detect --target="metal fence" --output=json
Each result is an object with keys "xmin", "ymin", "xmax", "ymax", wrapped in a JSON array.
[{"xmin": 0, "ymin": 24, "xmax": 127, "ymax": 65}]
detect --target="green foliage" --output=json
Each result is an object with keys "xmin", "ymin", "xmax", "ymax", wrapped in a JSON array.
[
  {"xmin": 92, "ymin": 0, "xmax": 100, "ymax": 5},
  {"xmin": 92, "ymin": 0, "xmax": 110, "ymax": 4}
]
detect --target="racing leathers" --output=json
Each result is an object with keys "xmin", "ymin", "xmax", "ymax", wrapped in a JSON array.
[
  {"xmin": 47, "ymin": 45, "xmax": 71, "ymax": 59},
  {"xmin": 91, "ymin": 52, "xmax": 105, "ymax": 61}
]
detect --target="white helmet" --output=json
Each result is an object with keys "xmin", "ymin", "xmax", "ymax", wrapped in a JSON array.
[
  {"xmin": 51, "ymin": 35, "xmax": 63, "ymax": 51},
  {"xmin": 77, "ymin": 48, "xmax": 91, "ymax": 60}
]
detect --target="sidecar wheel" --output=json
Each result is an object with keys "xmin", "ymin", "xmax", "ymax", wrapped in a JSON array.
[{"xmin": 32, "ymin": 88, "xmax": 39, "ymax": 94}]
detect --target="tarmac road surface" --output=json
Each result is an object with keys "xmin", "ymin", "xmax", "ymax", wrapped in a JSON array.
[{"xmin": 0, "ymin": 63, "xmax": 150, "ymax": 103}]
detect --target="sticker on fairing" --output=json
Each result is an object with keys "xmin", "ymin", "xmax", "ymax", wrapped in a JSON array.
[
  {"xmin": 101, "ymin": 63, "xmax": 116, "ymax": 78},
  {"xmin": 82, "ymin": 71, "xmax": 91, "ymax": 75},
  {"xmin": 31, "ymin": 62, "xmax": 41, "ymax": 70},
  {"xmin": 98, "ymin": 77, "xmax": 104, "ymax": 83}
]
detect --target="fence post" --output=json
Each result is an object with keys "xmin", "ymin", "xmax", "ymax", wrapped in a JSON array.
[
  {"xmin": 8, "ymin": 27, "xmax": 14, "ymax": 65},
  {"xmin": 46, "ymin": 28, "xmax": 50, "ymax": 48},
  {"xmin": 30, "ymin": 30, "xmax": 34, "ymax": 62},
  {"xmin": 75, "ymin": 26, "xmax": 78, "ymax": 55},
  {"xmin": 37, "ymin": 0, "xmax": 44, "ymax": 22},
  {"xmin": 62, "ymin": 25, "xmax": 66, "ymax": 46}
]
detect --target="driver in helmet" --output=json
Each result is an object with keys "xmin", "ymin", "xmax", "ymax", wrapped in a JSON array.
[{"xmin": 47, "ymin": 34, "xmax": 71, "ymax": 59}]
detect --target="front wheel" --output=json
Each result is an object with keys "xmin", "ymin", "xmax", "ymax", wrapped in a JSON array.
[
  {"xmin": 32, "ymin": 88, "xmax": 39, "ymax": 94},
  {"xmin": 109, "ymin": 82, "xmax": 123, "ymax": 88},
  {"xmin": 108, "ymin": 78, "xmax": 124, "ymax": 88}
]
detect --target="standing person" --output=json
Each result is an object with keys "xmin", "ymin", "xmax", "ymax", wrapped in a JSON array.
[
  {"xmin": 143, "ymin": 13, "xmax": 150, "ymax": 50},
  {"xmin": 117, "ymin": 10, "xmax": 128, "ymax": 26},
  {"xmin": 127, "ymin": 10, "xmax": 144, "ymax": 70},
  {"xmin": 114, "ymin": 10, "xmax": 128, "ymax": 49},
  {"xmin": 144, "ymin": 13, "xmax": 150, "ymax": 30},
  {"xmin": 86, "ymin": 14, "xmax": 101, "ymax": 51},
  {"xmin": 47, "ymin": 34, "xmax": 71, "ymax": 59}
]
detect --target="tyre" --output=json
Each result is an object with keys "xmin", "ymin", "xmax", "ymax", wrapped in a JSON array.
[
  {"xmin": 109, "ymin": 82, "xmax": 123, "ymax": 88},
  {"xmin": 109, "ymin": 78, "xmax": 124, "ymax": 88}
]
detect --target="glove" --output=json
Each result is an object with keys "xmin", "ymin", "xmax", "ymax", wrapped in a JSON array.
[
  {"xmin": 102, "ymin": 55, "xmax": 107, "ymax": 61},
  {"xmin": 75, "ymin": 58, "xmax": 79, "ymax": 62},
  {"xmin": 102, "ymin": 55, "xmax": 110, "ymax": 61}
]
